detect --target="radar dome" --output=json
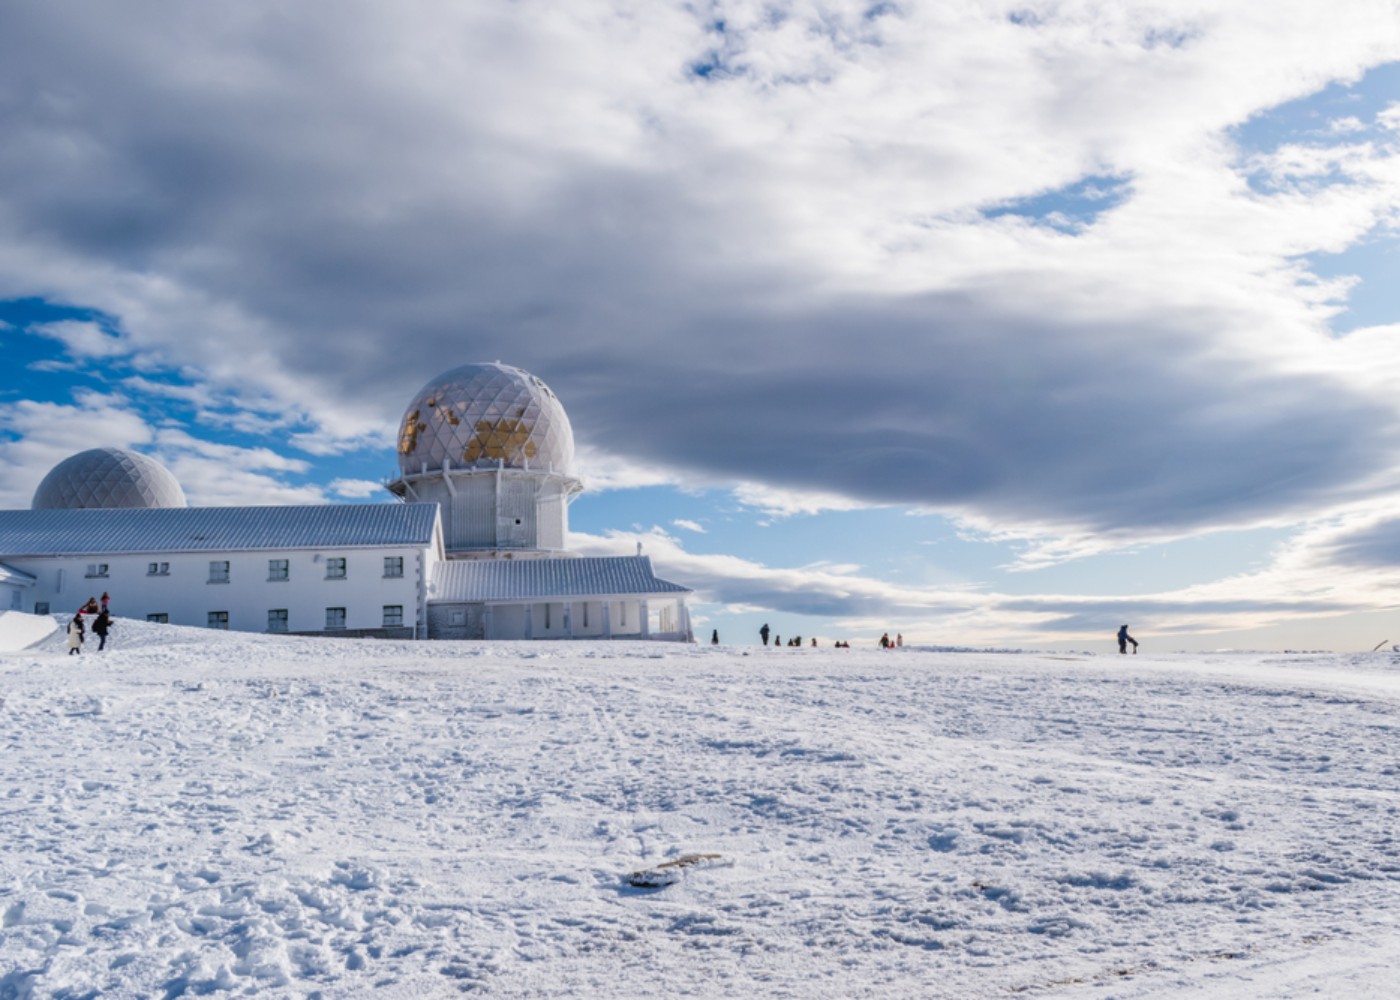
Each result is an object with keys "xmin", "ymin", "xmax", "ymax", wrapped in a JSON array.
[
  {"xmin": 397, "ymin": 363, "xmax": 575, "ymax": 476},
  {"xmin": 32, "ymin": 447, "xmax": 187, "ymax": 510}
]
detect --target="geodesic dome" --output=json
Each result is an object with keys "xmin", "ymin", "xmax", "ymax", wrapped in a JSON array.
[
  {"xmin": 32, "ymin": 448, "xmax": 187, "ymax": 510},
  {"xmin": 397, "ymin": 363, "xmax": 575, "ymax": 476}
]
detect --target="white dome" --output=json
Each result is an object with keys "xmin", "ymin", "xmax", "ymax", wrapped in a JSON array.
[
  {"xmin": 397, "ymin": 363, "xmax": 575, "ymax": 476},
  {"xmin": 33, "ymin": 447, "xmax": 187, "ymax": 510}
]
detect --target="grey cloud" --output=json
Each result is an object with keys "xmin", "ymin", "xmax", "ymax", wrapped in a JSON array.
[
  {"xmin": 1319, "ymin": 518, "xmax": 1400, "ymax": 568},
  {"xmin": 997, "ymin": 597, "xmax": 1366, "ymax": 634}
]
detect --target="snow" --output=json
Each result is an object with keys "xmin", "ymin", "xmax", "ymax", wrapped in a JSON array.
[
  {"xmin": 0, "ymin": 611, "xmax": 56, "ymax": 653},
  {"xmin": 3, "ymin": 620, "xmax": 1400, "ymax": 998}
]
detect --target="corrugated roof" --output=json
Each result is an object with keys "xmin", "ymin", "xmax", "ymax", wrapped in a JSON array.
[
  {"xmin": 432, "ymin": 556, "xmax": 690, "ymax": 602},
  {"xmin": 0, "ymin": 504, "xmax": 440, "ymax": 556}
]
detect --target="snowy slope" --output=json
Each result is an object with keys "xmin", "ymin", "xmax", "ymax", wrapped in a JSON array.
[{"xmin": 3, "ymin": 621, "xmax": 1400, "ymax": 997}]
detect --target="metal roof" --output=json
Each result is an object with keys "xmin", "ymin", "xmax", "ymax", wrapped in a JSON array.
[
  {"xmin": 0, "ymin": 504, "xmax": 441, "ymax": 556},
  {"xmin": 432, "ymin": 556, "xmax": 690, "ymax": 603}
]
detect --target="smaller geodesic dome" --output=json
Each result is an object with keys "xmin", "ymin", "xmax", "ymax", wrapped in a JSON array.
[{"xmin": 32, "ymin": 448, "xmax": 187, "ymax": 510}]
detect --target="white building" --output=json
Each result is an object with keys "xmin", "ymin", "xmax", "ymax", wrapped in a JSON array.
[{"xmin": 0, "ymin": 364, "xmax": 693, "ymax": 641}]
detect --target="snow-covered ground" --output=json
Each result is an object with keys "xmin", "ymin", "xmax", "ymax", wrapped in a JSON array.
[{"xmin": 3, "ymin": 618, "xmax": 1400, "ymax": 998}]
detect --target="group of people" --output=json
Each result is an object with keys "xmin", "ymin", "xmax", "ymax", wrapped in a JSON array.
[
  {"xmin": 755, "ymin": 623, "xmax": 878, "ymax": 649},
  {"xmin": 747, "ymin": 621, "xmax": 1140, "ymax": 654},
  {"xmin": 66, "ymin": 591, "xmax": 113, "ymax": 656}
]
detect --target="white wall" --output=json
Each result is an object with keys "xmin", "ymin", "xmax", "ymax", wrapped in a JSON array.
[
  {"xmin": 2, "ymin": 582, "xmax": 27, "ymax": 612},
  {"xmin": 11, "ymin": 546, "xmax": 428, "ymax": 635}
]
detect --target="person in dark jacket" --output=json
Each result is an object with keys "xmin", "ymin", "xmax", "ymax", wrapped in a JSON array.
[
  {"xmin": 93, "ymin": 610, "xmax": 112, "ymax": 651},
  {"xmin": 1117, "ymin": 625, "xmax": 1138, "ymax": 654},
  {"xmin": 759, "ymin": 623, "xmax": 770, "ymax": 646},
  {"xmin": 711, "ymin": 629, "xmax": 719, "ymax": 645}
]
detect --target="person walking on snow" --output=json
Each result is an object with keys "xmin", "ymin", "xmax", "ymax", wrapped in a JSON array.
[
  {"xmin": 67, "ymin": 615, "xmax": 84, "ymax": 655},
  {"xmin": 759, "ymin": 623, "xmax": 771, "ymax": 647},
  {"xmin": 1118, "ymin": 625, "xmax": 1138, "ymax": 654},
  {"xmin": 93, "ymin": 610, "xmax": 112, "ymax": 651}
]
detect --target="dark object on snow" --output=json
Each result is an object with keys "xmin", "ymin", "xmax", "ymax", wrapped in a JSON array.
[
  {"xmin": 625, "ymin": 853, "xmax": 728, "ymax": 888},
  {"xmin": 711, "ymin": 629, "xmax": 719, "ymax": 645},
  {"xmin": 759, "ymin": 623, "xmax": 770, "ymax": 646}
]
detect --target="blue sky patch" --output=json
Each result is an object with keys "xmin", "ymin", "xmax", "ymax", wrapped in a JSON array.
[
  {"xmin": 982, "ymin": 174, "xmax": 1131, "ymax": 232},
  {"xmin": 1230, "ymin": 60, "xmax": 1400, "ymax": 155}
]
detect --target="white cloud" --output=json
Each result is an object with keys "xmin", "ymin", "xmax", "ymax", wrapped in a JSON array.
[
  {"xmin": 671, "ymin": 518, "xmax": 706, "ymax": 533},
  {"xmin": 32, "ymin": 320, "xmax": 127, "ymax": 360},
  {"xmin": 329, "ymin": 478, "xmax": 386, "ymax": 499}
]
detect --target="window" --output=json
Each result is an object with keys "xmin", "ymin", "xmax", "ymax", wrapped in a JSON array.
[
  {"xmin": 268, "ymin": 559, "xmax": 289, "ymax": 582},
  {"xmin": 85, "ymin": 563, "xmax": 109, "ymax": 578},
  {"xmin": 209, "ymin": 561, "xmax": 230, "ymax": 584},
  {"xmin": 383, "ymin": 556, "xmax": 403, "ymax": 578},
  {"xmin": 207, "ymin": 611, "xmax": 228, "ymax": 630},
  {"xmin": 325, "ymin": 557, "xmax": 346, "ymax": 580},
  {"xmin": 147, "ymin": 612, "xmax": 168, "ymax": 624},
  {"xmin": 268, "ymin": 609, "xmax": 288, "ymax": 633},
  {"xmin": 147, "ymin": 562, "xmax": 170, "ymax": 576},
  {"xmin": 383, "ymin": 605, "xmax": 403, "ymax": 628},
  {"xmin": 35, "ymin": 602, "xmax": 50, "ymax": 616},
  {"xmin": 325, "ymin": 607, "xmax": 346, "ymax": 630}
]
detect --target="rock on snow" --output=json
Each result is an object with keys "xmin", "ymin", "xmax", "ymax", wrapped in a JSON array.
[{"xmin": 3, "ymin": 619, "xmax": 1400, "ymax": 997}]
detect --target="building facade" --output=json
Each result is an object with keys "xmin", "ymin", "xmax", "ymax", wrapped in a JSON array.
[{"xmin": 0, "ymin": 363, "xmax": 694, "ymax": 641}]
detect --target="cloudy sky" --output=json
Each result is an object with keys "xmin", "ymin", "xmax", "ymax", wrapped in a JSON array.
[{"xmin": 4, "ymin": 0, "xmax": 1400, "ymax": 650}]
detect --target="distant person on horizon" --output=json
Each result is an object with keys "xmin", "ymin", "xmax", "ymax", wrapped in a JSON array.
[
  {"xmin": 879, "ymin": 633, "xmax": 891, "ymax": 649},
  {"xmin": 760, "ymin": 623, "xmax": 770, "ymax": 646},
  {"xmin": 711, "ymin": 629, "xmax": 719, "ymax": 645},
  {"xmin": 1118, "ymin": 625, "xmax": 1138, "ymax": 654},
  {"xmin": 896, "ymin": 633, "xmax": 903, "ymax": 648}
]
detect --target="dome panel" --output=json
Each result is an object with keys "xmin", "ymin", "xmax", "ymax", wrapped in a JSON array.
[
  {"xmin": 33, "ymin": 448, "xmax": 187, "ymax": 510},
  {"xmin": 397, "ymin": 363, "xmax": 575, "ymax": 476}
]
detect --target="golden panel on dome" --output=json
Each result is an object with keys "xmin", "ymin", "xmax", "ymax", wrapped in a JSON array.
[
  {"xmin": 398, "ymin": 410, "xmax": 427, "ymax": 455},
  {"xmin": 464, "ymin": 418, "xmax": 538, "ymax": 463}
]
